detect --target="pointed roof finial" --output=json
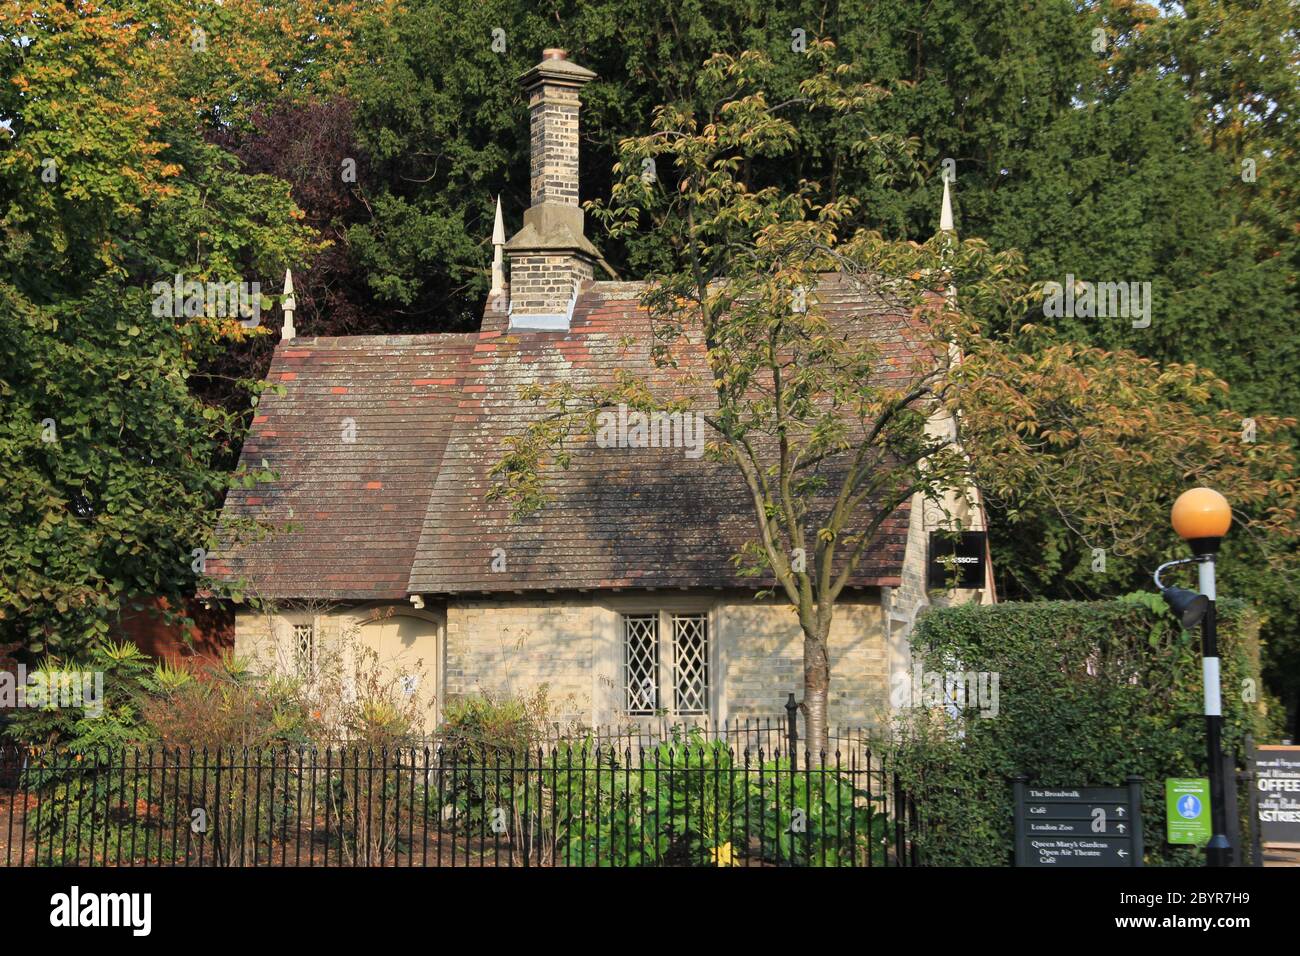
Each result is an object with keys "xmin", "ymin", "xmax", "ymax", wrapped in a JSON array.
[
  {"xmin": 281, "ymin": 268, "xmax": 296, "ymax": 341},
  {"xmin": 490, "ymin": 196, "xmax": 506, "ymax": 298},
  {"xmin": 938, "ymin": 175, "xmax": 958, "ymax": 307},
  {"xmin": 940, "ymin": 172, "xmax": 954, "ymax": 234}
]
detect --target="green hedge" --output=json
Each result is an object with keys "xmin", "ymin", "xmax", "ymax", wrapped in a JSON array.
[{"xmin": 893, "ymin": 598, "xmax": 1265, "ymax": 866}]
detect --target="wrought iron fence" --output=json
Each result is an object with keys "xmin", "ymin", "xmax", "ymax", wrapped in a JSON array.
[
  {"xmin": 401, "ymin": 717, "xmax": 874, "ymax": 766},
  {"xmin": 0, "ymin": 739, "xmax": 920, "ymax": 867}
]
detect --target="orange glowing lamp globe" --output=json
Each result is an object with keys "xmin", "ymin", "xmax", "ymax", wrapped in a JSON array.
[{"xmin": 1170, "ymin": 487, "xmax": 1231, "ymax": 542}]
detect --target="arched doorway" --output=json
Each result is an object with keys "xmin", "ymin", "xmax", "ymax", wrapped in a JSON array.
[{"xmin": 354, "ymin": 609, "xmax": 442, "ymax": 732}]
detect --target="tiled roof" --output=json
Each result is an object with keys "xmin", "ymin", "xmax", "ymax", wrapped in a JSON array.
[
  {"xmin": 213, "ymin": 277, "xmax": 921, "ymax": 599},
  {"xmin": 211, "ymin": 335, "xmax": 475, "ymax": 600}
]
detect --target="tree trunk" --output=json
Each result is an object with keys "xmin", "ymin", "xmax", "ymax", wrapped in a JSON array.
[{"xmin": 801, "ymin": 627, "xmax": 831, "ymax": 763}]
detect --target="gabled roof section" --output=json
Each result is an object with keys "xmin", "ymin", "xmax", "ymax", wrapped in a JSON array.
[
  {"xmin": 214, "ymin": 276, "xmax": 925, "ymax": 600},
  {"xmin": 212, "ymin": 335, "xmax": 475, "ymax": 600},
  {"xmin": 408, "ymin": 277, "xmax": 915, "ymax": 594}
]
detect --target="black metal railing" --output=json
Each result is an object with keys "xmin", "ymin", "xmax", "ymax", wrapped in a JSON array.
[
  {"xmin": 0, "ymin": 739, "xmax": 919, "ymax": 867},
  {"xmin": 424, "ymin": 717, "xmax": 875, "ymax": 768}
]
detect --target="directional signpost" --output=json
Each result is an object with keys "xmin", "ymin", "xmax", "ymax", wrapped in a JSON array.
[{"xmin": 1013, "ymin": 776, "xmax": 1144, "ymax": 867}]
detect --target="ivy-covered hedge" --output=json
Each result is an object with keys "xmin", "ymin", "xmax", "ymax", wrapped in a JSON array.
[{"xmin": 893, "ymin": 599, "xmax": 1265, "ymax": 867}]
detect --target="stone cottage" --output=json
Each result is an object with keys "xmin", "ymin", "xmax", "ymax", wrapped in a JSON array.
[{"xmin": 210, "ymin": 49, "xmax": 993, "ymax": 732}]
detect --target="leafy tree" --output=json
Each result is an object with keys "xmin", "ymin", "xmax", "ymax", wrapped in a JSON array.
[
  {"xmin": 980, "ymin": 0, "xmax": 1300, "ymax": 729},
  {"xmin": 0, "ymin": 1, "xmax": 335, "ymax": 655},
  {"xmin": 229, "ymin": 0, "xmax": 1300, "ymax": 730},
  {"xmin": 228, "ymin": 0, "xmax": 1295, "ymax": 437},
  {"xmin": 489, "ymin": 46, "xmax": 1299, "ymax": 750}
]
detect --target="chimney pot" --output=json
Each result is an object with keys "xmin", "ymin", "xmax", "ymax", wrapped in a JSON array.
[{"xmin": 543, "ymin": 48, "xmax": 567, "ymax": 60}]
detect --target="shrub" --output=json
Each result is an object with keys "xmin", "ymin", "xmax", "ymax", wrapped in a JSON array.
[
  {"xmin": 440, "ymin": 693, "xmax": 538, "ymax": 758},
  {"xmin": 1, "ymin": 640, "xmax": 154, "ymax": 756},
  {"xmin": 435, "ymin": 688, "xmax": 580, "ymax": 864},
  {"xmin": 546, "ymin": 731, "xmax": 890, "ymax": 867},
  {"xmin": 891, "ymin": 598, "xmax": 1266, "ymax": 866},
  {"xmin": 744, "ymin": 755, "xmax": 890, "ymax": 867},
  {"xmin": 15, "ymin": 636, "xmax": 436, "ymax": 865},
  {"xmin": 142, "ymin": 653, "xmax": 312, "ymax": 752}
]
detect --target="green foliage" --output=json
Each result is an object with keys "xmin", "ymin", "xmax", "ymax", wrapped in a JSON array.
[
  {"xmin": 10, "ymin": 645, "xmax": 419, "ymax": 865},
  {"xmin": 141, "ymin": 654, "xmax": 315, "ymax": 752},
  {"xmin": 0, "ymin": 282, "xmax": 253, "ymax": 655},
  {"xmin": 440, "ymin": 691, "xmax": 546, "ymax": 757},
  {"xmin": 1, "ymin": 640, "xmax": 155, "ymax": 756},
  {"xmin": 6, "ymin": 644, "xmax": 304, "ymax": 865},
  {"xmin": 893, "ymin": 599, "xmax": 1266, "ymax": 866},
  {"xmin": 743, "ymin": 755, "xmax": 889, "ymax": 867},
  {"xmin": 544, "ymin": 741, "xmax": 889, "ymax": 867},
  {"xmin": 427, "ymin": 719, "xmax": 891, "ymax": 867},
  {"xmin": 342, "ymin": 0, "xmax": 1103, "ymax": 310},
  {"xmin": 0, "ymin": 1, "xmax": 325, "ymax": 657}
]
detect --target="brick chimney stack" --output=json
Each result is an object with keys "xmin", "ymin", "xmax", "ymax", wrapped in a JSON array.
[{"xmin": 505, "ymin": 49, "xmax": 599, "ymax": 329}]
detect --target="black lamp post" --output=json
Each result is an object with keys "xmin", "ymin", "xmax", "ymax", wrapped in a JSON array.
[{"xmin": 1154, "ymin": 487, "xmax": 1234, "ymax": 867}]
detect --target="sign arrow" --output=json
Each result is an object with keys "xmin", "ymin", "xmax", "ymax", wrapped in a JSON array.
[{"xmin": 1015, "ymin": 780, "xmax": 1144, "ymax": 867}]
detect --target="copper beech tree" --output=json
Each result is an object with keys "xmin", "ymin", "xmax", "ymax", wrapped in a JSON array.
[{"xmin": 490, "ymin": 47, "xmax": 1298, "ymax": 753}]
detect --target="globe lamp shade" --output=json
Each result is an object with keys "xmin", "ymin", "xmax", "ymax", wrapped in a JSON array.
[{"xmin": 1171, "ymin": 488, "xmax": 1231, "ymax": 542}]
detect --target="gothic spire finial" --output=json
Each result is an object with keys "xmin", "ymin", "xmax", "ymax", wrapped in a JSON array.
[
  {"xmin": 940, "ymin": 172, "xmax": 954, "ymax": 234},
  {"xmin": 281, "ymin": 268, "xmax": 296, "ymax": 341},
  {"xmin": 490, "ymin": 196, "xmax": 506, "ymax": 297}
]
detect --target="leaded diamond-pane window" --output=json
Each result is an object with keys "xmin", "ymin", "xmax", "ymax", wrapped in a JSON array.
[
  {"xmin": 622, "ymin": 611, "xmax": 711, "ymax": 718},
  {"xmin": 672, "ymin": 614, "xmax": 709, "ymax": 715},
  {"xmin": 293, "ymin": 624, "xmax": 315, "ymax": 677},
  {"xmin": 623, "ymin": 615, "xmax": 659, "ymax": 715}
]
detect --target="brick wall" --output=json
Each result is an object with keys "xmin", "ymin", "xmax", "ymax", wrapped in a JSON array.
[
  {"xmin": 117, "ymin": 596, "xmax": 233, "ymax": 664},
  {"xmin": 716, "ymin": 598, "xmax": 889, "ymax": 728},
  {"xmin": 528, "ymin": 83, "xmax": 581, "ymax": 207},
  {"xmin": 506, "ymin": 253, "xmax": 592, "ymax": 316}
]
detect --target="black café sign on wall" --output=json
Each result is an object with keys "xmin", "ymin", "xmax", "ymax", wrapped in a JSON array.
[{"xmin": 927, "ymin": 531, "xmax": 987, "ymax": 589}]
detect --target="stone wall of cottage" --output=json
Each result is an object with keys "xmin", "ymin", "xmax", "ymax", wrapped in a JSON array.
[
  {"xmin": 235, "ymin": 592, "xmax": 897, "ymax": 731},
  {"xmin": 443, "ymin": 592, "xmax": 893, "ymax": 729},
  {"xmin": 889, "ymin": 494, "xmax": 933, "ymax": 630},
  {"xmin": 233, "ymin": 605, "xmax": 349, "ymax": 674},
  {"xmin": 232, "ymin": 604, "xmax": 445, "ymax": 730},
  {"xmin": 444, "ymin": 598, "xmax": 598, "ymax": 724},
  {"xmin": 714, "ymin": 598, "xmax": 892, "ymax": 728}
]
